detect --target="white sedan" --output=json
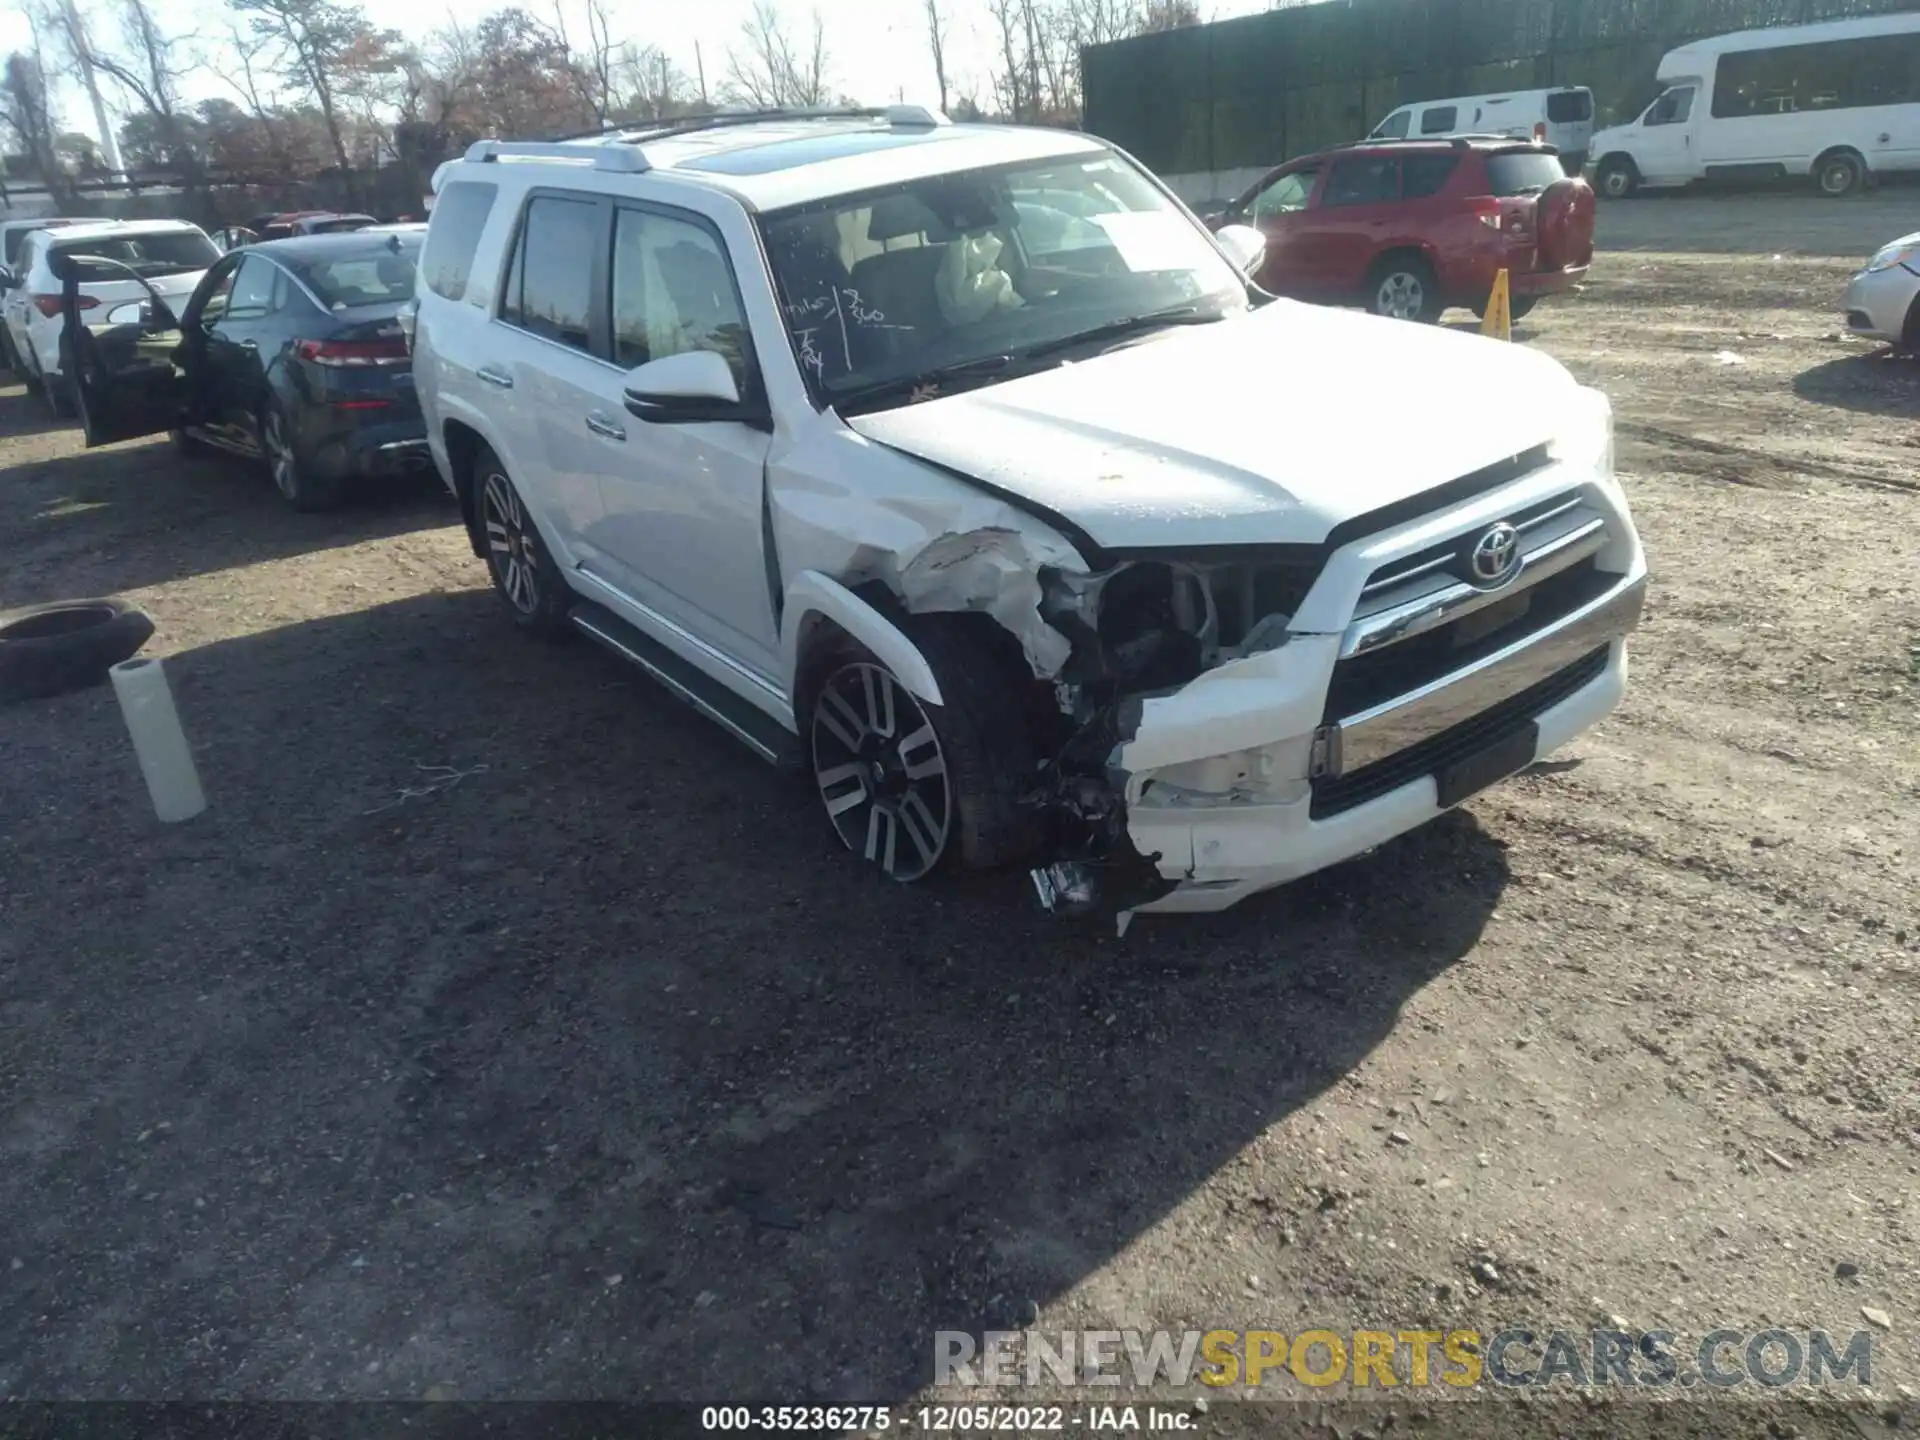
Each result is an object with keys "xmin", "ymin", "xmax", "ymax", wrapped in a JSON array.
[{"xmin": 1844, "ymin": 230, "xmax": 1920, "ymax": 352}]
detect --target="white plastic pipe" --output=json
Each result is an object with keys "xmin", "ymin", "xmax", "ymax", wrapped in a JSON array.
[{"xmin": 109, "ymin": 657, "xmax": 206, "ymax": 823}]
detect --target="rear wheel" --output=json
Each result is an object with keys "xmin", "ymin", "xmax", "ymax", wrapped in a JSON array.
[
  {"xmin": 1900, "ymin": 294, "xmax": 1920, "ymax": 357},
  {"xmin": 1595, "ymin": 156, "xmax": 1638, "ymax": 200},
  {"xmin": 1367, "ymin": 255, "xmax": 1441, "ymax": 323},
  {"xmin": 262, "ymin": 403, "xmax": 344, "ymax": 512},
  {"xmin": 478, "ymin": 449, "xmax": 572, "ymax": 638},
  {"xmin": 1815, "ymin": 151, "xmax": 1864, "ymax": 198}
]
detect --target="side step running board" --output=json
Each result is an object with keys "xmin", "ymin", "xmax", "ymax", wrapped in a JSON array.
[{"xmin": 568, "ymin": 600, "xmax": 804, "ymax": 769}]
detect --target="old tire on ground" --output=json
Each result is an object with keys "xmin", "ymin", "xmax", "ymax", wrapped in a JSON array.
[
  {"xmin": 262, "ymin": 401, "xmax": 344, "ymax": 512},
  {"xmin": 0, "ymin": 599, "xmax": 155, "ymax": 703},
  {"xmin": 803, "ymin": 613, "xmax": 1038, "ymax": 883},
  {"xmin": 476, "ymin": 445, "xmax": 572, "ymax": 639},
  {"xmin": 1595, "ymin": 156, "xmax": 1639, "ymax": 200},
  {"xmin": 1367, "ymin": 254, "xmax": 1441, "ymax": 323},
  {"xmin": 1815, "ymin": 151, "xmax": 1864, "ymax": 198}
]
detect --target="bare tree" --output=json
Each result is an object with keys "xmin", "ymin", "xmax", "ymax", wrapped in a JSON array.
[
  {"xmin": 923, "ymin": 0, "xmax": 949, "ymax": 114},
  {"xmin": 3, "ymin": 49, "xmax": 70, "ymax": 200},
  {"xmin": 231, "ymin": 0, "xmax": 379, "ymax": 192},
  {"xmin": 45, "ymin": 0, "xmax": 201, "ymax": 183},
  {"xmin": 724, "ymin": 0, "xmax": 830, "ymax": 109},
  {"xmin": 616, "ymin": 44, "xmax": 688, "ymax": 123},
  {"xmin": 985, "ymin": 0, "xmax": 1027, "ymax": 120}
]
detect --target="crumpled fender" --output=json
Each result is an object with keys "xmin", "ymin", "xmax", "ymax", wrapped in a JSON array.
[{"xmin": 780, "ymin": 570, "xmax": 945, "ymax": 707}]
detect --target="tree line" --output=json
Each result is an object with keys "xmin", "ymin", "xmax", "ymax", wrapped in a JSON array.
[{"xmin": 0, "ymin": 0, "xmax": 1201, "ymax": 207}]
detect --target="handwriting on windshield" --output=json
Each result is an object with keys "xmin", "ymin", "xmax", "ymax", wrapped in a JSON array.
[{"xmin": 786, "ymin": 285, "xmax": 908, "ymax": 378}]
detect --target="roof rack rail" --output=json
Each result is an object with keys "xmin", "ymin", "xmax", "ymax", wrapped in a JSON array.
[
  {"xmin": 551, "ymin": 103, "xmax": 948, "ymax": 146},
  {"xmin": 1341, "ymin": 132, "xmax": 1548, "ymax": 150},
  {"xmin": 463, "ymin": 138, "xmax": 651, "ymax": 172}
]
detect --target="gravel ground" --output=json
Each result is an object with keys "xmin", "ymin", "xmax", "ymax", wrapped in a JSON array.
[{"xmin": 0, "ymin": 193, "xmax": 1915, "ymax": 1437}]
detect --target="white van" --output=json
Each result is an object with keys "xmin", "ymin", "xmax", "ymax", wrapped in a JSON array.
[
  {"xmin": 1368, "ymin": 88, "xmax": 1595, "ymax": 172},
  {"xmin": 1588, "ymin": 13, "xmax": 1920, "ymax": 198}
]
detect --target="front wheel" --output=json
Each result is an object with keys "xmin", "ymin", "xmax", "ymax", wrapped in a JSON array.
[
  {"xmin": 1595, "ymin": 157, "xmax": 1638, "ymax": 200},
  {"xmin": 1368, "ymin": 257, "xmax": 1441, "ymax": 323},
  {"xmin": 1815, "ymin": 152, "xmax": 1864, "ymax": 198},
  {"xmin": 805, "ymin": 616, "xmax": 1038, "ymax": 884},
  {"xmin": 477, "ymin": 450, "xmax": 572, "ymax": 637}
]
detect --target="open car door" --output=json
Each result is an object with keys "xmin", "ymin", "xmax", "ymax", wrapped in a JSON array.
[{"xmin": 56, "ymin": 254, "xmax": 191, "ymax": 450}]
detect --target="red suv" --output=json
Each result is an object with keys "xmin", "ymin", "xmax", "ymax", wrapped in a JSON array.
[{"xmin": 1210, "ymin": 137, "xmax": 1595, "ymax": 324}]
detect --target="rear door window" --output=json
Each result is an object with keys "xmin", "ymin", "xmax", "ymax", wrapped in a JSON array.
[
  {"xmin": 419, "ymin": 181, "xmax": 497, "ymax": 301},
  {"xmin": 225, "ymin": 255, "xmax": 280, "ymax": 321},
  {"xmin": 1323, "ymin": 157, "xmax": 1400, "ymax": 207},
  {"xmin": 1401, "ymin": 154, "xmax": 1460, "ymax": 199},
  {"xmin": 1547, "ymin": 90, "xmax": 1592, "ymax": 123},
  {"xmin": 500, "ymin": 194, "xmax": 599, "ymax": 352},
  {"xmin": 1419, "ymin": 105, "xmax": 1458, "ymax": 135}
]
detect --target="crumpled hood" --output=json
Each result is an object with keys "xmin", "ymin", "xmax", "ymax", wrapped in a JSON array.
[{"xmin": 847, "ymin": 299, "xmax": 1583, "ymax": 553}]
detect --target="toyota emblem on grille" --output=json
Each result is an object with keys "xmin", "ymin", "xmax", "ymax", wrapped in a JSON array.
[{"xmin": 1468, "ymin": 522, "xmax": 1522, "ymax": 586}]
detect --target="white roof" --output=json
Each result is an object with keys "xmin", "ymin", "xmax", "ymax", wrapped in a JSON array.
[
  {"xmin": 457, "ymin": 116, "xmax": 1110, "ymax": 212},
  {"xmin": 39, "ymin": 217, "xmax": 207, "ymax": 244},
  {"xmin": 1664, "ymin": 10, "xmax": 1920, "ymax": 59}
]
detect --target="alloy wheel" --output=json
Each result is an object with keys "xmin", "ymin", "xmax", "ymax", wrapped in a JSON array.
[
  {"xmin": 264, "ymin": 411, "xmax": 299, "ymax": 499},
  {"xmin": 812, "ymin": 661, "xmax": 952, "ymax": 882},
  {"xmin": 482, "ymin": 469, "xmax": 541, "ymax": 615},
  {"xmin": 1376, "ymin": 272, "xmax": 1425, "ymax": 321}
]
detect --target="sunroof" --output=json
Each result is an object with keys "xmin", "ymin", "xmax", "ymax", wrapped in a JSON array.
[{"xmin": 676, "ymin": 128, "xmax": 966, "ymax": 175}]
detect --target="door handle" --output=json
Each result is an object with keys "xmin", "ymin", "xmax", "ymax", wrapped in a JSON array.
[
  {"xmin": 476, "ymin": 365, "xmax": 514, "ymax": 389},
  {"xmin": 585, "ymin": 411, "xmax": 626, "ymax": 441},
  {"xmin": 240, "ymin": 338, "xmax": 258, "ymax": 350}
]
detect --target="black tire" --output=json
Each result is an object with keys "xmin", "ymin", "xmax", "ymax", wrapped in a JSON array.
[
  {"xmin": 476, "ymin": 446, "xmax": 572, "ymax": 638},
  {"xmin": 261, "ymin": 401, "xmax": 344, "ymax": 512},
  {"xmin": 1900, "ymin": 294, "xmax": 1920, "ymax": 357},
  {"xmin": 0, "ymin": 326, "xmax": 17, "ymax": 378},
  {"xmin": 1815, "ymin": 151, "xmax": 1864, "ymax": 198},
  {"xmin": 0, "ymin": 598, "xmax": 155, "ymax": 704},
  {"xmin": 803, "ymin": 613, "xmax": 1038, "ymax": 883},
  {"xmin": 1508, "ymin": 295, "xmax": 1538, "ymax": 321},
  {"xmin": 1366, "ymin": 254, "xmax": 1441, "ymax": 323},
  {"xmin": 1595, "ymin": 156, "xmax": 1639, "ymax": 200}
]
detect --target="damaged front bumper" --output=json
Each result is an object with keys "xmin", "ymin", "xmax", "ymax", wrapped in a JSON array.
[{"xmin": 1087, "ymin": 460, "xmax": 1648, "ymax": 917}]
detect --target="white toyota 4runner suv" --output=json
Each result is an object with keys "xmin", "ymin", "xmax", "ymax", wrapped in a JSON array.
[{"xmin": 411, "ymin": 106, "xmax": 1646, "ymax": 919}]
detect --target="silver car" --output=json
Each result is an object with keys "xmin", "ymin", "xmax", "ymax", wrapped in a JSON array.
[{"xmin": 1844, "ymin": 230, "xmax": 1920, "ymax": 352}]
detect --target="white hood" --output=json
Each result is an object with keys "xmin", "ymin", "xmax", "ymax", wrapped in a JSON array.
[{"xmin": 847, "ymin": 300, "xmax": 1581, "ymax": 552}]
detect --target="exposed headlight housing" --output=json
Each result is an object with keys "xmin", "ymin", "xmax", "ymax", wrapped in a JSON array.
[{"xmin": 1864, "ymin": 241, "xmax": 1920, "ymax": 274}]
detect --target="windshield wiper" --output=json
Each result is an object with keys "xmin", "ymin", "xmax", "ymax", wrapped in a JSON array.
[
  {"xmin": 828, "ymin": 353, "xmax": 1017, "ymax": 412},
  {"xmin": 1020, "ymin": 304, "xmax": 1225, "ymax": 360}
]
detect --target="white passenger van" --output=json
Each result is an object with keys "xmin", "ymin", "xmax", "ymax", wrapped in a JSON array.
[
  {"xmin": 1587, "ymin": 12, "xmax": 1920, "ymax": 198},
  {"xmin": 1368, "ymin": 88, "xmax": 1595, "ymax": 172}
]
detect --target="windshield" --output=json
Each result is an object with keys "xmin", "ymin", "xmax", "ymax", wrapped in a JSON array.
[
  {"xmin": 288, "ymin": 238, "xmax": 423, "ymax": 309},
  {"xmin": 1484, "ymin": 152, "xmax": 1568, "ymax": 195},
  {"xmin": 758, "ymin": 151, "xmax": 1248, "ymax": 407},
  {"xmin": 53, "ymin": 229, "xmax": 218, "ymax": 277}
]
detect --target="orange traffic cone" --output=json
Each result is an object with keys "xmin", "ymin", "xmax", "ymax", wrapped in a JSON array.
[{"xmin": 1481, "ymin": 269, "xmax": 1512, "ymax": 341}]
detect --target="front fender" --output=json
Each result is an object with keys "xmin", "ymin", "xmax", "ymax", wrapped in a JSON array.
[{"xmin": 780, "ymin": 571, "xmax": 944, "ymax": 708}]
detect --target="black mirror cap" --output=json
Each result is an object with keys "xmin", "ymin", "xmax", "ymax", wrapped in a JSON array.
[{"xmin": 624, "ymin": 390, "xmax": 772, "ymax": 432}]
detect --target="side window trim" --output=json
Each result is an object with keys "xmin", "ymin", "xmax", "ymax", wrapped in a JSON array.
[
  {"xmin": 608, "ymin": 197, "xmax": 761, "ymax": 393},
  {"xmin": 493, "ymin": 186, "xmax": 613, "ymax": 361}
]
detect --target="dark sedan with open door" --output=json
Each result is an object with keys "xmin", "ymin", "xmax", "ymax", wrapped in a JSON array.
[{"xmin": 61, "ymin": 230, "xmax": 428, "ymax": 511}]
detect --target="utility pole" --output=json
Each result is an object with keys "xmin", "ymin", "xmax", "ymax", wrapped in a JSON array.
[
  {"xmin": 694, "ymin": 41, "xmax": 709, "ymax": 110},
  {"xmin": 61, "ymin": 0, "xmax": 125, "ymax": 177}
]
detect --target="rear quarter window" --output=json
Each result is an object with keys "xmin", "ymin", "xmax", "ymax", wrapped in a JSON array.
[
  {"xmin": 420, "ymin": 181, "xmax": 498, "ymax": 301},
  {"xmin": 1547, "ymin": 90, "xmax": 1593, "ymax": 123},
  {"xmin": 1482, "ymin": 152, "xmax": 1568, "ymax": 196}
]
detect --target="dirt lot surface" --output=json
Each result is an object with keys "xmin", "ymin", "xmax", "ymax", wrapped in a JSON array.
[{"xmin": 1, "ymin": 194, "xmax": 1915, "ymax": 1437}]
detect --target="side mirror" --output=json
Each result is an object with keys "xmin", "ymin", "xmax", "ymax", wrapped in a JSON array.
[
  {"xmin": 1215, "ymin": 223, "xmax": 1267, "ymax": 277},
  {"xmin": 623, "ymin": 350, "xmax": 763, "ymax": 427}
]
